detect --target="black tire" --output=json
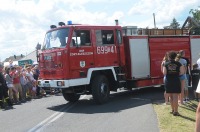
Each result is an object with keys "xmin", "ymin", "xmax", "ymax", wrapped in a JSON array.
[
  {"xmin": 62, "ymin": 92, "xmax": 80, "ymax": 102},
  {"xmin": 91, "ymin": 75, "xmax": 110, "ymax": 104}
]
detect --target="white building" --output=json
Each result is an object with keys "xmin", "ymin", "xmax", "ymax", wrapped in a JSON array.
[{"xmin": 3, "ymin": 50, "xmax": 38, "ymax": 67}]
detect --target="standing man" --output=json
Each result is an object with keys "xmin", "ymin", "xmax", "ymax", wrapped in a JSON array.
[{"xmin": 0, "ymin": 64, "xmax": 12, "ymax": 109}]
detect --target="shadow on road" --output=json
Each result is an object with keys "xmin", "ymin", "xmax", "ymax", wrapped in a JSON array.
[{"xmin": 47, "ymin": 87, "xmax": 165, "ymax": 114}]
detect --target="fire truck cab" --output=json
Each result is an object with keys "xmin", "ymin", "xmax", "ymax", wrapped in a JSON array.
[{"xmin": 38, "ymin": 22, "xmax": 125, "ymax": 104}]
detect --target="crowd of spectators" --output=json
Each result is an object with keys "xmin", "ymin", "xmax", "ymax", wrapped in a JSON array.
[
  {"xmin": 0, "ymin": 60, "xmax": 50, "ymax": 109},
  {"xmin": 161, "ymin": 50, "xmax": 200, "ymax": 131},
  {"xmin": 162, "ymin": 50, "xmax": 200, "ymax": 116}
]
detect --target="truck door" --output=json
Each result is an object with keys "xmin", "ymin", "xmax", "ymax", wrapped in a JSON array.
[
  {"xmin": 69, "ymin": 29, "xmax": 94, "ymax": 79},
  {"xmin": 94, "ymin": 29, "xmax": 120, "ymax": 67}
]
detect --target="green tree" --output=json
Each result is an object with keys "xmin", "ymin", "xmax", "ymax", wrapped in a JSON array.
[
  {"xmin": 189, "ymin": 6, "xmax": 200, "ymax": 35},
  {"xmin": 189, "ymin": 6, "xmax": 200, "ymax": 21},
  {"xmin": 169, "ymin": 18, "xmax": 180, "ymax": 29}
]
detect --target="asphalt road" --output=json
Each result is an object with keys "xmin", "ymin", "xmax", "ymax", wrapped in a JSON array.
[{"xmin": 0, "ymin": 87, "xmax": 164, "ymax": 132}]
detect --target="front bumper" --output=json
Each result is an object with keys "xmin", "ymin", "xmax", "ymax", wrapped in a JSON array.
[{"xmin": 38, "ymin": 78, "xmax": 89, "ymax": 88}]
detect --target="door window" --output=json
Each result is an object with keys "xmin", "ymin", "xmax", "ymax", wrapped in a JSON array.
[
  {"xmin": 95, "ymin": 30, "xmax": 114, "ymax": 45},
  {"xmin": 70, "ymin": 30, "xmax": 91, "ymax": 47}
]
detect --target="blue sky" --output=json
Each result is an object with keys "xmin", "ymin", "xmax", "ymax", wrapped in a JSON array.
[{"xmin": 0, "ymin": 0, "xmax": 199, "ymax": 62}]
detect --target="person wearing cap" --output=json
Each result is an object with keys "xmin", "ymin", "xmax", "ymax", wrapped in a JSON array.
[{"xmin": 0, "ymin": 64, "xmax": 12, "ymax": 109}]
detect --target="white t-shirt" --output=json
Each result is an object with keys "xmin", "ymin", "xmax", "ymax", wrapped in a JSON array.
[
  {"xmin": 196, "ymin": 80, "xmax": 200, "ymax": 93},
  {"xmin": 197, "ymin": 58, "xmax": 200, "ymax": 70},
  {"xmin": 26, "ymin": 72, "xmax": 35, "ymax": 82}
]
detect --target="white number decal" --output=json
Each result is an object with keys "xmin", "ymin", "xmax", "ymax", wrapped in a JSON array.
[
  {"xmin": 101, "ymin": 46, "xmax": 104, "ymax": 54},
  {"xmin": 97, "ymin": 46, "xmax": 116, "ymax": 54},
  {"xmin": 97, "ymin": 47, "xmax": 101, "ymax": 54}
]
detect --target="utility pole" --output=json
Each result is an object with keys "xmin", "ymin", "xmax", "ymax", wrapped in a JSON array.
[{"xmin": 153, "ymin": 13, "xmax": 156, "ymax": 29}]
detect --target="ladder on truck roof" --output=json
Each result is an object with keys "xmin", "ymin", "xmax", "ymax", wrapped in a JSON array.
[{"xmin": 122, "ymin": 26, "xmax": 190, "ymax": 36}]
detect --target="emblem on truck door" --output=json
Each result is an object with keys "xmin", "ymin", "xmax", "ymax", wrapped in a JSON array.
[{"xmin": 80, "ymin": 61, "xmax": 86, "ymax": 68}]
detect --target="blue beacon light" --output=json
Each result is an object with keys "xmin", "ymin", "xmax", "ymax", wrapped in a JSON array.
[{"xmin": 67, "ymin": 21, "xmax": 72, "ymax": 25}]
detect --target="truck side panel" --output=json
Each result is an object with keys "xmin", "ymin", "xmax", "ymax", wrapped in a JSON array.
[
  {"xmin": 148, "ymin": 36, "xmax": 190, "ymax": 78},
  {"xmin": 124, "ymin": 36, "xmax": 193, "ymax": 88},
  {"xmin": 123, "ymin": 36, "xmax": 150, "ymax": 79},
  {"xmin": 190, "ymin": 36, "xmax": 200, "ymax": 65},
  {"xmin": 129, "ymin": 37, "xmax": 150, "ymax": 78}
]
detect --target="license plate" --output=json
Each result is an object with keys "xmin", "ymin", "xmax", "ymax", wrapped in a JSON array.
[{"xmin": 43, "ymin": 83, "xmax": 50, "ymax": 87}]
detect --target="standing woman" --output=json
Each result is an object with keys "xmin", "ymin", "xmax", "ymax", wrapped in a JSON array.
[
  {"xmin": 163, "ymin": 51, "xmax": 184, "ymax": 116},
  {"xmin": 175, "ymin": 53, "xmax": 188, "ymax": 104},
  {"xmin": 5, "ymin": 67, "xmax": 17, "ymax": 103},
  {"xmin": 161, "ymin": 52, "xmax": 170, "ymax": 105}
]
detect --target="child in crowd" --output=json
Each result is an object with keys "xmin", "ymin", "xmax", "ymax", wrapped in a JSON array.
[{"xmin": 191, "ymin": 63, "xmax": 200, "ymax": 100}]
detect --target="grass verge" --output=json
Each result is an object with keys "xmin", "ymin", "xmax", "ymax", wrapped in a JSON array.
[{"xmin": 153, "ymin": 100, "xmax": 198, "ymax": 132}]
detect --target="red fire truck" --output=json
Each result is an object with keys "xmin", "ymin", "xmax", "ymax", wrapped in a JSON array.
[{"xmin": 37, "ymin": 21, "xmax": 200, "ymax": 104}]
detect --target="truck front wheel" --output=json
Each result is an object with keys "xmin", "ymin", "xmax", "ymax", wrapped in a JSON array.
[
  {"xmin": 62, "ymin": 92, "xmax": 80, "ymax": 102},
  {"xmin": 91, "ymin": 75, "xmax": 110, "ymax": 104}
]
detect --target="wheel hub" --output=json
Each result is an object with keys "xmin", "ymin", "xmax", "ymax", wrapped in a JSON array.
[{"xmin": 100, "ymin": 83, "xmax": 107, "ymax": 95}]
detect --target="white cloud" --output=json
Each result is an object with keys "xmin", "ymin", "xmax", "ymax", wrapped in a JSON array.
[
  {"xmin": 127, "ymin": 0, "xmax": 198, "ymax": 28},
  {"xmin": 0, "ymin": 0, "xmax": 199, "ymax": 62}
]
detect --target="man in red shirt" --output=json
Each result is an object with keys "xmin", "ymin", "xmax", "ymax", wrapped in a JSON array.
[
  {"xmin": 9, "ymin": 67, "xmax": 19, "ymax": 103},
  {"xmin": 13, "ymin": 66, "xmax": 24, "ymax": 101}
]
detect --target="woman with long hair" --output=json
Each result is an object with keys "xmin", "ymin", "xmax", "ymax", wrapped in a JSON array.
[
  {"xmin": 175, "ymin": 53, "xmax": 188, "ymax": 104},
  {"xmin": 161, "ymin": 52, "xmax": 170, "ymax": 105},
  {"xmin": 163, "ymin": 51, "xmax": 184, "ymax": 116}
]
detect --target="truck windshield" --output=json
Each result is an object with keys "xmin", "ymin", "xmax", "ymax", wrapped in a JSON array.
[{"xmin": 43, "ymin": 28, "xmax": 69, "ymax": 49}]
